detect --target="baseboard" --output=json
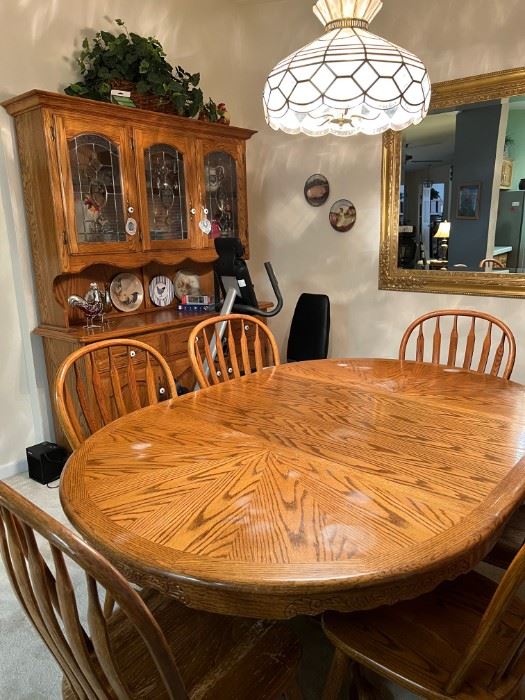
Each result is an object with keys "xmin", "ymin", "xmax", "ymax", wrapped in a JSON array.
[{"xmin": 0, "ymin": 459, "xmax": 26, "ymax": 480}]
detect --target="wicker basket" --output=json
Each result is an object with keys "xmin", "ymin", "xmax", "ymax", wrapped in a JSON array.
[{"xmin": 110, "ymin": 80, "xmax": 178, "ymax": 114}]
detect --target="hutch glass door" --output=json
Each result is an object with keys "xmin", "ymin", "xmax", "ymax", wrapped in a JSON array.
[
  {"xmin": 56, "ymin": 117, "xmax": 137, "ymax": 254},
  {"xmin": 196, "ymin": 139, "xmax": 248, "ymax": 252}
]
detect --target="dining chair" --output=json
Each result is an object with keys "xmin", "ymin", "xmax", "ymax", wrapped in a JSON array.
[
  {"xmin": 0, "ymin": 481, "xmax": 302, "ymax": 699},
  {"xmin": 287, "ymin": 293, "xmax": 330, "ymax": 362},
  {"xmin": 55, "ymin": 338, "xmax": 177, "ymax": 450},
  {"xmin": 485, "ymin": 508, "xmax": 525, "ymax": 570},
  {"xmin": 188, "ymin": 313, "xmax": 280, "ymax": 388},
  {"xmin": 399, "ymin": 309, "xmax": 516, "ymax": 379},
  {"xmin": 322, "ymin": 540, "xmax": 525, "ymax": 699}
]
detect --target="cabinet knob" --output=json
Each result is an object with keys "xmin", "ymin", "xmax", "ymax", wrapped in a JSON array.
[
  {"xmin": 127, "ymin": 206, "xmax": 135, "ymax": 214},
  {"xmin": 190, "ymin": 206, "xmax": 197, "ymax": 217}
]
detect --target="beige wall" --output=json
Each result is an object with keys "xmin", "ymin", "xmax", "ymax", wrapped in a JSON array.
[
  {"xmin": 235, "ymin": 0, "xmax": 525, "ymax": 374},
  {"xmin": 0, "ymin": 0, "xmax": 243, "ymax": 476},
  {"xmin": 2, "ymin": 0, "xmax": 525, "ymax": 475}
]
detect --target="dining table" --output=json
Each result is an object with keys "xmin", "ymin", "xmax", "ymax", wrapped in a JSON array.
[{"xmin": 60, "ymin": 358, "xmax": 525, "ymax": 619}]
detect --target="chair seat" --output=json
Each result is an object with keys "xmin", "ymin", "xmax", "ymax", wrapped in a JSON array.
[
  {"xmin": 63, "ymin": 589, "xmax": 301, "ymax": 699},
  {"xmin": 484, "ymin": 505, "xmax": 525, "ymax": 569},
  {"xmin": 322, "ymin": 571, "xmax": 525, "ymax": 699}
]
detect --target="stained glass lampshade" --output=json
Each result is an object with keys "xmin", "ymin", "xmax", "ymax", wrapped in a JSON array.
[{"xmin": 263, "ymin": 0, "xmax": 431, "ymax": 137}]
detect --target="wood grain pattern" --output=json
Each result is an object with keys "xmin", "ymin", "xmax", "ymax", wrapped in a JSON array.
[
  {"xmin": 322, "ymin": 561, "xmax": 525, "ymax": 698},
  {"xmin": 399, "ymin": 310, "xmax": 516, "ymax": 379},
  {"xmin": 60, "ymin": 359, "xmax": 525, "ymax": 619},
  {"xmin": 189, "ymin": 314, "xmax": 280, "ymax": 388},
  {"xmin": 55, "ymin": 338, "xmax": 178, "ymax": 450},
  {"xmin": 0, "ymin": 482, "xmax": 301, "ymax": 699}
]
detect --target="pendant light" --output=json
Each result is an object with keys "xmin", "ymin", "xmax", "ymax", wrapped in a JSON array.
[{"xmin": 263, "ymin": 0, "xmax": 431, "ymax": 137}]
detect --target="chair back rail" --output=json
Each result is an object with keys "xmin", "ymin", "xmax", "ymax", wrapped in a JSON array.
[
  {"xmin": 55, "ymin": 338, "xmax": 177, "ymax": 450},
  {"xmin": 0, "ymin": 481, "xmax": 187, "ymax": 699},
  {"xmin": 447, "ymin": 542, "xmax": 525, "ymax": 693},
  {"xmin": 188, "ymin": 314, "xmax": 280, "ymax": 388},
  {"xmin": 399, "ymin": 309, "xmax": 516, "ymax": 379}
]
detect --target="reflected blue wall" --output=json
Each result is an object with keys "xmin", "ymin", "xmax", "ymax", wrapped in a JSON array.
[{"xmin": 448, "ymin": 104, "xmax": 502, "ymax": 269}]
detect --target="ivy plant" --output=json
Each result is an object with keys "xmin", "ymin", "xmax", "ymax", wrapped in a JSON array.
[{"xmin": 65, "ymin": 19, "xmax": 204, "ymax": 118}]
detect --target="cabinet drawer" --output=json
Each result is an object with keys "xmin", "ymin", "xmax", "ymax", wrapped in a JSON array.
[
  {"xmin": 165, "ymin": 327, "xmax": 192, "ymax": 356},
  {"xmin": 91, "ymin": 333, "xmax": 165, "ymax": 371}
]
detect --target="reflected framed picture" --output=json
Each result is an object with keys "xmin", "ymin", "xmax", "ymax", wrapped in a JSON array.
[
  {"xmin": 456, "ymin": 183, "xmax": 481, "ymax": 220},
  {"xmin": 304, "ymin": 173, "xmax": 330, "ymax": 207}
]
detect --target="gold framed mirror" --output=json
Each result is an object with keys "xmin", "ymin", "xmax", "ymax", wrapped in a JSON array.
[{"xmin": 379, "ymin": 67, "xmax": 525, "ymax": 297}]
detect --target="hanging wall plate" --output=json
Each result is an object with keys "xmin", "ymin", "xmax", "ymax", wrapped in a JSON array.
[
  {"xmin": 304, "ymin": 174, "xmax": 330, "ymax": 207},
  {"xmin": 329, "ymin": 199, "xmax": 356, "ymax": 232},
  {"xmin": 149, "ymin": 275, "xmax": 175, "ymax": 307}
]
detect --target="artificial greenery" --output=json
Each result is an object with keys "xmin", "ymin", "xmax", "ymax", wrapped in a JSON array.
[{"xmin": 65, "ymin": 19, "xmax": 204, "ymax": 118}]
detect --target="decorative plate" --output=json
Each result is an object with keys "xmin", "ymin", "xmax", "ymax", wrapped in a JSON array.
[
  {"xmin": 149, "ymin": 275, "xmax": 175, "ymax": 307},
  {"xmin": 329, "ymin": 199, "xmax": 357, "ymax": 232},
  {"xmin": 304, "ymin": 173, "xmax": 330, "ymax": 207},
  {"xmin": 109, "ymin": 273, "xmax": 144, "ymax": 312},
  {"xmin": 173, "ymin": 270, "xmax": 201, "ymax": 300}
]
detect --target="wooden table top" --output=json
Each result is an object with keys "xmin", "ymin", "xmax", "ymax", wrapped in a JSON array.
[{"xmin": 60, "ymin": 359, "xmax": 525, "ymax": 619}]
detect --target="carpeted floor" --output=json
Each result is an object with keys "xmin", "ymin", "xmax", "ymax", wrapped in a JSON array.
[{"xmin": 0, "ymin": 472, "xmax": 419, "ymax": 699}]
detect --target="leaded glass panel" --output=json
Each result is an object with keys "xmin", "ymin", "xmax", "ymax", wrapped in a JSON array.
[
  {"xmin": 145, "ymin": 145, "xmax": 188, "ymax": 241},
  {"xmin": 204, "ymin": 152, "xmax": 238, "ymax": 239},
  {"xmin": 68, "ymin": 134, "xmax": 126, "ymax": 244}
]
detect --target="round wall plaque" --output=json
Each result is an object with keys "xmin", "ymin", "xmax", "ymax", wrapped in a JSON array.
[
  {"xmin": 304, "ymin": 173, "xmax": 330, "ymax": 207},
  {"xmin": 329, "ymin": 199, "xmax": 356, "ymax": 232}
]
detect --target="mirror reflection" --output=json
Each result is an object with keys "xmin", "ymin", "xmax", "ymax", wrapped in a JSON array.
[{"xmin": 398, "ymin": 95, "xmax": 525, "ymax": 273}]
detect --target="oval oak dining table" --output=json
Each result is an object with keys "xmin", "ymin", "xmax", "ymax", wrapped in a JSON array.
[{"xmin": 60, "ymin": 358, "xmax": 525, "ymax": 619}]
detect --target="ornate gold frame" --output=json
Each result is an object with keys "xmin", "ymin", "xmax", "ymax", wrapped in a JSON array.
[{"xmin": 379, "ymin": 66, "xmax": 525, "ymax": 298}]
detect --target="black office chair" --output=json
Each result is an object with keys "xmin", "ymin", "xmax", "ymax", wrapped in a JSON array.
[{"xmin": 287, "ymin": 293, "xmax": 330, "ymax": 362}]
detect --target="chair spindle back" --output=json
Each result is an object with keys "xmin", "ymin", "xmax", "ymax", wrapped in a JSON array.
[
  {"xmin": 188, "ymin": 314, "xmax": 280, "ymax": 388},
  {"xmin": 446, "ymin": 541, "xmax": 525, "ymax": 693},
  {"xmin": 0, "ymin": 481, "xmax": 187, "ymax": 699},
  {"xmin": 55, "ymin": 339, "xmax": 177, "ymax": 450},
  {"xmin": 399, "ymin": 310, "xmax": 516, "ymax": 379}
]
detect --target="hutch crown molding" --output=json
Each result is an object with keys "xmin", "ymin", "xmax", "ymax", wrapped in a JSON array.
[{"xmin": 3, "ymin": 90, "xmax": 257, "ymax": 445}]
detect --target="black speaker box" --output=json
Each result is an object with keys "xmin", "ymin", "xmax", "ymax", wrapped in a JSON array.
[{"xmin": 26, "ymin": 442, "xmax": 70, "ymax": 485}]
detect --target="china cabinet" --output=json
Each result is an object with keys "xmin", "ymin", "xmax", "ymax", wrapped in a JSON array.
[{"xmin": 3, "ymin": 90, "xmax": 256, "ymax": 444}]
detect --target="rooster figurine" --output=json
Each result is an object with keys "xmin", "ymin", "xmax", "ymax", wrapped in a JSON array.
[{"xmin": 68, "ymin": 283, "xmax": 104, "ymax": 328}]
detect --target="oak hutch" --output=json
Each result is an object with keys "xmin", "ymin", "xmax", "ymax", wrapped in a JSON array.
[{"xmin": 3, "ymin": 90, "xmax": 256, "ymax": 445}]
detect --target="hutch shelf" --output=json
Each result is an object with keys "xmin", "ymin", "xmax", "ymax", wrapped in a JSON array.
[{"xmin": 3, "ymin": 90, "xmax": 256, "ymax": 445}]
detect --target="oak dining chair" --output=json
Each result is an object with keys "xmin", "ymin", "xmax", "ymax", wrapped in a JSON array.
[
  {"xmin": 188, "ymin": 313, "xmax": 280, "ymax": 388},
  {"xmin": 0, "ymin": 481, "xmax": 302, "ymax": 699},
  {"xmin": 399, "ymin": 309, "xmax": 516, "ymax": 379},
  {"xmin": 322, "ymin": 540, "xmax": 525, "ymax": 699},
  {"xmin": 485, "ymin": 508, "xmax": 525, "ymax": 570},
  {"xmin": 400, "ymin": 311, "xmax": 521, "ymax": 570},
  {"xmin": 55, "ymin": 338, "xmax": 177, "ymax": 451}
]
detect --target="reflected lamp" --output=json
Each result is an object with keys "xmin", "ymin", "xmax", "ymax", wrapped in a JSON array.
[{"xmin": 434, "ymin": 220, "xmax": 451, "ymax": 258}]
